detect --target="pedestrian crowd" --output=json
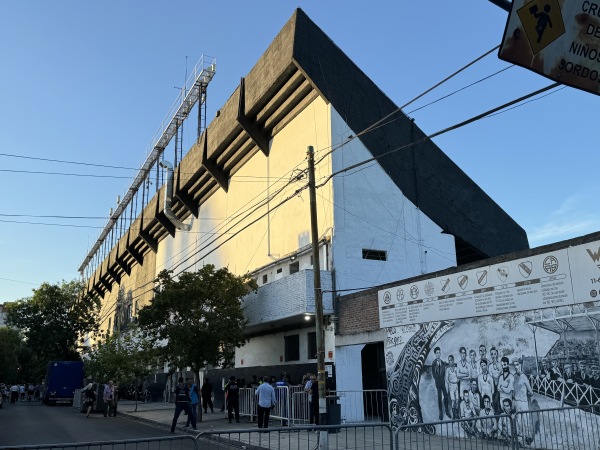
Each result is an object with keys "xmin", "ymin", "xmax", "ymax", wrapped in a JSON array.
[{"xmin": 1, "ymin": 382, "xmax": 43, "ymax": 404}]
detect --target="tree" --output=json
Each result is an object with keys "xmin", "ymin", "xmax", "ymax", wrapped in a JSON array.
[
  {"xmin": 137, "ymin": 265, "xmax": 256, "ymax": 382},
  {"xmin": 0, "ymin": 328, "xmax": 22, "ymax": 382},
  {"xmin": 85, "ymin": 329, "xmax": 155, "ymax": 384},
  {"xmin": 6, "ymin": 280, "xmax": 101, "ymax": 379}
]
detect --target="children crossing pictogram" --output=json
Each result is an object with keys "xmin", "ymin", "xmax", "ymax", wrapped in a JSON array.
[{"xmin": 517, "ymin": 0, "xmax": 565, "ymax": 54}]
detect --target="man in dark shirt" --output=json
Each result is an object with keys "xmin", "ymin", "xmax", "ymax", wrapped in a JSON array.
[
  {"xmin": 224, "ymin": 376, "xmax": 240, "ymax": 423},
  {"xmin": 201, "ymin": 378, "xmax": 214, "ymax": 413},
  {"xmin": 170, "ymin": 377, "xmax": 195, "ymax": 433}
]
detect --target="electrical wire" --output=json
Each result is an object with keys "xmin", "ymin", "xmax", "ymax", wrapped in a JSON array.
[
  {"xmin": 86, "ymin": 48, "xmax": 559, "ymax": 327},
  {"xmin": 92, "ymin": 81, "xmax": 562, "ymax": 326},
  {"xmin": 318, "ymin": 82, "xmax": 561, "ymax": 187}
]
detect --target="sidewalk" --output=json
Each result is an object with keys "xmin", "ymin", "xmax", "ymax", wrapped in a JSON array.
[
  {"xmin": 117, "ymin": 401, "xmax": 393, "ymax": 449},
  {"xmin": 117, "ymin": 400, "xmax": 254, "ymax": 433}
]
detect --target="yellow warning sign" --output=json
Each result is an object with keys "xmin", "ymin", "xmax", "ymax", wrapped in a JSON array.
[
  {"xmin": 517, "ymin": 0, "xmax": 565, "ymax": 54},
  {"xmin": 499, "ymin": 0, "xmax": 600, "ymax": 97}
]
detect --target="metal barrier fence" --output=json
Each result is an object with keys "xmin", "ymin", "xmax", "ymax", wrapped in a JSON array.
[
  {"xmin": 514, "ymin": 404, "xmax": 600, "ymax": 450},
  {"xmin": 237, "ymin": 386, "xmax": 389, "ymax": 426},
  {"xmin": 397, "ymin": 414, "xmax": 512, "ymax": 450},
  {"xmin": 0, "ymin": 436, "xmax": 197, "ymax": 450},
  {"xmin": 197, "ymin": 423, "xmax": 394, "ymax": 450},
  {"xmin": 397, "ymin": 405, "xmax": 600, "ymax": 450},
  {"xmin": 329, "ymin": 389, "xmax": 388, "ymax": 423}
]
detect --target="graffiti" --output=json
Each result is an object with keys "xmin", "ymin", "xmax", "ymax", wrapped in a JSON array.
[{"xmin": 387, "ymin": 321, "xmax": 449, "ymax": 428}]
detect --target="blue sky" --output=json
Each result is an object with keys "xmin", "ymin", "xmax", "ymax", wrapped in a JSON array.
[{"xmin": 1, "ymin": 1, "xmax": 599, "ymax": 303}]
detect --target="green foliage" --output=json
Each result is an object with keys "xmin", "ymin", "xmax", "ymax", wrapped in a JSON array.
[
  {"xmin": 137, "ymin": 265, "xmax": 256, "ymax": 377},
  {"xmin": 0, "ymin": 328, "xmax": 22, "ymax": 382},
  {"xmin": 5, "ymin": 280, "xmax": 101, "ymax": 378},
  {"xmin": 85, "ymin": 328, "xmax": 156, "ymax": 384}
]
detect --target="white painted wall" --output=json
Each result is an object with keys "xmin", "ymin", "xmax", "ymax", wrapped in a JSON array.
[
  {"xmin": 335, "ymin": 344, "xmax": 365, "ymax": 422},
  {"xmin": 329, "ymin": 107, "xmax": 456, "ymax": 293},
  {"xmin": 155, "ymin": 96, "xmax": 333, "ymax": 277},
  {"xmin": 235, "ymin": 325, "xmax": 336, "ymax": 368}
]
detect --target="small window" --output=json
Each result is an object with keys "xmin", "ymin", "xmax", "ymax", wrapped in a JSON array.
[
  {"xmin": 289, "ymin": 261, "xmax": 300, "ymax": 274},
  {"xmin": 362, "ymin": 249, "xmax": 387, "ymax": 261},
  {"xmin": 276, "ymin": 268, "xmax": 283, "ymax": 274},
  {"xmin": 262, "ymin": 274, "xmax": 268, "ymax": 284},
  {"xmin": 284, "ymin": 335, "xmax": 300, "ymax": 361},
  {"xmin": 307, "ymin": 332, "xmax": 317, "ymax": 360},
  {"xmin": 310, "ymin": 255, "xmax": 314, "ymax": 266}
]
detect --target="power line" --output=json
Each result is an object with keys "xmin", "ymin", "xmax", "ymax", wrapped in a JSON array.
[
  {"xmin": 319, "ymin": 82, "xmax": 561, "ymax": 186},
  {"xmin": 0, "ymin": 152, "xmax": 136, "ymax": 170},
  {"xmin": 0, "ymin": 168, "xmax": 132, "ymax": 179}
]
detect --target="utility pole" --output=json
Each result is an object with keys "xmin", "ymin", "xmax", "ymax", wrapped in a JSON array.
[{"xmin": 307, "ymin": 145, "xmax": 328, "ymax": 448}]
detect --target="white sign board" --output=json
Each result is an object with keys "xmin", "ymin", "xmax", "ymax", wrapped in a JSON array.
[
  {"xmin": 499, "ymin": 0, "xmax": 600, "ymax": 96},
  {"xmin": 378, "ymin": 239, "xmax": 600, "ymax": 328}
]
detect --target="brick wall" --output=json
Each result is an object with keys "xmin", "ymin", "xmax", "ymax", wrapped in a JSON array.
[{"xmin": 337, "ymin": 289, "xmax": 380, "ymax": 335}]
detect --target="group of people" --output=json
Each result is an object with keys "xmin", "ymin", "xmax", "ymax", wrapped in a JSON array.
[
  {"xmin": 220, "ymin": 372, "xmax": 319, "ymax": 430},
  {"xmin": 431, "ymin": 344, "xmax": 535, "ymax": 444},
  {"xmin": 168, "ymin": 377, "xmax": 216, "ymax": 433},
  {"xmin": 80, "ymin": 380, "xmax": 117, "ymax": 417},
  {"xmin": 539, "ymin": 358, "xmax": 600, "ymax": 388},
  {"xmin": 2, "ymin": 383, "xmax": 40, "ymax": 403}
]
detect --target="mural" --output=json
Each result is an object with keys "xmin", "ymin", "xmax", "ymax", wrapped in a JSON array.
[{"xmin": 386, "ymin": 307, "xmax": 600, "ymax": 446}]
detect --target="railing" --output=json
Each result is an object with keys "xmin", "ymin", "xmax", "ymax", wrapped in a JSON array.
[
  {"xmin": 397, "ymin": 404, "xmax": 600, "ymax": 450},
  {"xmin": 197, "ymin": 423, "xmax": 394, "ymax": 450},
  {"xmin": 514, "ymin": 404, "xmax": 600, "ymax": 449},
  {"xmin": 236, "ymin": 386, "xmax": 389, "ymax": 426},
  {"xmin": 329, "ymin": 389, "xmax": 388, "ymax": 423},
  {"xmin": 531, "ymin": 375, "xmax": 600, "ymax": 406},
  {"xmin": 0, "ymin": 436, "xmax": 198, "ymax": 450}
]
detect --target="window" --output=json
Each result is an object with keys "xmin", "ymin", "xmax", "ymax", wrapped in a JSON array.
[
  {"xmin": 307, "ymin": 332, "xmax": 317, "ymax": 360},
  {"xmin": 289, "ymin": 261, "xmax": 299, "ymax": 274},
  {"xmin": 262, "ymin": 274, "xmax": 268, "ymax": 284},
  {"xmin": 276, "ymin": 267, "xmax": 283, "ymax": 274},
  {"xmin": 362, "ymin": 249, "xmax": 387, "ymax": 261},
  {"xmin": 284, "ymin": 335, "xmax": 300, "ymax": 361}
]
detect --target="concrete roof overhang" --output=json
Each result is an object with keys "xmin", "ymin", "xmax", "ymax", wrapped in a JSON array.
[{"xmin": 88, "ymin": 9, "xmax": 528, "ymax": 298}]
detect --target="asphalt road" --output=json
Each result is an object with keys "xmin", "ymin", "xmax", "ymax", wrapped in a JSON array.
[{"xmin": 0, "ymin": 400, "xmax": 177, "ymax": 447}]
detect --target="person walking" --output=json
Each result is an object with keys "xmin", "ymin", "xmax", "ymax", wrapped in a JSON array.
[
  {"xmin": 224, "ymin": 376, "xmax": 240, "ymax": 423},
  {"xmin": 10, "ymin": 384, "xmax": 18, "ymax": 404},
  {"xmin": 201, "ymin": 378, "xmax": 214, "ymax": 413},
  {"xmin": 255, "ymin": 376, "xmax": 276, "ymax": 429},
  {"xmin": 103, "ymin": 381, "xmax": 116, "ymax": 417},
  {"xmin": 185, "ymin": 378, "xmax": 200, "ymax": 427},
  {"xmin": 170, "ymin": 377, "xmax": 195, "ymax": 433},
  {"xmin": 83, "ymin": 383, "xmax": 97, "ymax": 417}
]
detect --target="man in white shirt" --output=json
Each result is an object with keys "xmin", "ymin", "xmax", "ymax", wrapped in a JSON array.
[{"xmin": 255, "ymin": 376, "xmax": 276, "ymax": 429}]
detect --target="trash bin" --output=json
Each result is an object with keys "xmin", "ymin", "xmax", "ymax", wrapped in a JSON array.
[{"xmin": 325, "ymin": 395, "xmax": 341, "ymax": 433}]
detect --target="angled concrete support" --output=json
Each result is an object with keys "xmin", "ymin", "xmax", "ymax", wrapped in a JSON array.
[
  {"xmin": 125, "ymin": 231, "xmax": 144, "ymax": 266},
  {"xmin": 106, "ymin": 266, "xmax": 121, "ymax": 284},
  {"xmin": 176, "ymin": 166, "xmax": 199, "ymax": 218},
  {"xmin": 99, "ymin": 276, "xmax": 112, "ymax": 293},
  {"xmin": 201, "ymin": 130, "xmax": 229, "ymax": 192},
  {"xmin": 156, "ymin": 211, "xmax": 176, "ymax": 238},
  {"xmin": 139, "ymin": 229, "xmax": 158, "ymax": 253},
  {"xmin": 237, "ymin": 77, "xmax": 270, "ymax": 156},
  {"xmin": 115, "ymin": 255, "xmax": 131, "ymax": 276},
  {"xmin": 93, "ymin": 284, "xmax": 105, "ymax": 299}
]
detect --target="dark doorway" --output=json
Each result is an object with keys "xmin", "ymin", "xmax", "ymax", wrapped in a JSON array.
[{"xmin": 361, "ymin": 342, "xmax": 388, "ymax": 421}]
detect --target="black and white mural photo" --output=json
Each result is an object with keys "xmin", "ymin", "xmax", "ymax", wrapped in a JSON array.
[{"xmin": 380, "ymin": 239, "xmax": 600, "ymax": 447}]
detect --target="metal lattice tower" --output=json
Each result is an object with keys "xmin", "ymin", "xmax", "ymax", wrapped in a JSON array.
[{"xmin": 79, "ymin": 56, "xmax": 216, "ymax": 274}]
